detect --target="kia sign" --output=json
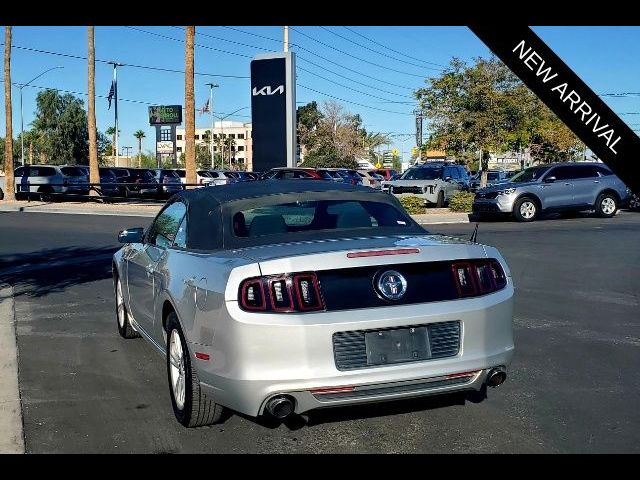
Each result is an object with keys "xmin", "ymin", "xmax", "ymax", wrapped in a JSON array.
[
  {"xmin": 148, "ymin": 105, "xmax": 182, "ymax": 125},
  {"xmin": 250, "ymin": 52, "xmax": 297, "ymax": 171}
]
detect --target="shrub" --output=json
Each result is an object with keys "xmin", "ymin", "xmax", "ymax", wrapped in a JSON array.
[
  {"xmin": 448, "ymin": 191, "xmax": 475, "ymax": 212},
  {"xmin": 398, "ymin": 195, "xmax": 426, "ymax": 215}
]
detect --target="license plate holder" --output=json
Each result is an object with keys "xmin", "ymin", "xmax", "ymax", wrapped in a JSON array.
[{"xmin": 365, "ymin": 326, "xmax": 431, "ymax": 366}]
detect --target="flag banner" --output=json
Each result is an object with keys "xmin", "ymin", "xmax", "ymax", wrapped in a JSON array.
[
  {"xmin": 470, "ymin": 25, "xmax": 640, "ymax": 194},
  {"xmin": 199, "ymin": 99, "xmax": 210, "ymax": 115},
  {"xmin": 107, "ymin": 80, "xmax": 115, "ymax": 110}
]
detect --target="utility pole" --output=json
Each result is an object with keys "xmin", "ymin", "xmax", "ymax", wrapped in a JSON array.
[
  {"xmin": 206, "ymin": 83, "xmax": 218, "ymax": 168},
  {"xmin": 284, "ymin": 26, "xmax": 289, "ymax": 52},
  {"xmin": 414, "ymin": 108, "xmax": 423, "ymax": 164},
  {"xmin": 109, "ymin": 62, "xmax": 123, "ymax": 167}
]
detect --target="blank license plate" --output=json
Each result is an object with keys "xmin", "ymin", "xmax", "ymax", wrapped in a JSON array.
[{"xmin": 365, "ymin": 327, "xmax": 430, "ymax": 366}]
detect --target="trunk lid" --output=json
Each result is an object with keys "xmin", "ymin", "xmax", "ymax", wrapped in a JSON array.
[{"xmin": 235, "ymin": 234, "xmax": 487, "ymax": 276}]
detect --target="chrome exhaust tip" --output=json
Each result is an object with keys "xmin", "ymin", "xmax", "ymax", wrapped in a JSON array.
[
  {"xmin": 265, "ymin": 396, "xmax": 294, "ymax": 419},
  {"xmin": 487, "ymin": 367, "xmax": 507, "ymax": 388}
]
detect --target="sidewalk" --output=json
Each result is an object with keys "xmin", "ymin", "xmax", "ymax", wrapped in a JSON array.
[{"xmin": 0, "ymin": 200, "xmax": 472, "ymax": 224}]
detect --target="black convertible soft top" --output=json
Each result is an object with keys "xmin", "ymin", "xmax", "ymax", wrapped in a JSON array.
[
  {"xmin": 173, "ymin": 179, "xmax": 374, "ymax": 205},
  {"xmin": 165, "ymin": 180, "xmax": 425, "ymax": 251}
]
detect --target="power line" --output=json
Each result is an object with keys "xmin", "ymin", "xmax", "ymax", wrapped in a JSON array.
[
  {"xmin": 170, "ymin": 26, "xmax": 273, "ymax": 53},
  {"xmin": 297, "ymin": 66, "xmax": 416, "ymax": 104},
  {"xmin": 600, "ymin": 92, "xmax": 640, "ymax": 97},
  {"xmin": 297, "ymin": 83, "xmax": 413, "ymax": 116},
  {"xmin": 124, "ymin": 26, "xmax": 254, "ymax": 59},
  {"xmin": 220, "ymin": 26, "xmax": 282, "ymax": 44},
  {"xmin": 289, "ymin": 26, "xmax": 432, "ymax": 78},
  {"xmin": 342, "ymin": 26, "xmax": 447, "ymax": 69},
  {"xmin": 2, "ymin": 80, "xmax": 252, "ymax": 118},
  {"xmin": 318, "ymin": 26, "xmax": 446, "ymax": 71},
  {"xmin": 3, "ymin": 43, "xmax": 249, "ymax": 79},
  {"xmin": 126, "ymin": 27, "xmax": 413, "ymax": 97}
]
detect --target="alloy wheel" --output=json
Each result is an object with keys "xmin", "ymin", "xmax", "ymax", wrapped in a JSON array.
[
  {"xmin": 519, "ymin": 201, "xmax": 536, "ymax": 220},
  {"xmin": 601, "ymin": 197, "xmax": 616, "ymax": 215},
  {"xmin": 169, "ymin": 329, "xmax": 186, "ymax": 411}
]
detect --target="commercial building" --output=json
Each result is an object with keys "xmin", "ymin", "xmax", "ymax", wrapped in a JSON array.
[{"xmin": 175, "ymin": 121, "xmax": 253, "ymax": 170}]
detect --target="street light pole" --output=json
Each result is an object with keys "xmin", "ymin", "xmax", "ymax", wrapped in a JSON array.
[
  {"xmin": 18, "ymin": 66, "xmax": 63, "ymax": 166},
  {"xmin": 205, "ymin": 83, "xmax": 218, "ymax": 169}
]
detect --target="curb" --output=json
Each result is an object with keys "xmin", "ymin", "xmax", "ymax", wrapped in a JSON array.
[
  {"xmin": 0, "ymin": 285, "xmax": 25, "ymax": 454},
  {"xmin": 0, "ymin": 205, "xmax": 158, "ymax": 218}
]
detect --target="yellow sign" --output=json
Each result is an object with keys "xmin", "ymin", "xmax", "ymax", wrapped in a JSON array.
[
  {"xmin": 411, "ymin": 147, "xmax": 419, "ymax": 156},
  {"xmin": 392, "ymin": 148, "xmax": 399, "ymax": 156},
  {"xmin": 375, "ymin": 162, "xmax": 382, "ymax": 169}
]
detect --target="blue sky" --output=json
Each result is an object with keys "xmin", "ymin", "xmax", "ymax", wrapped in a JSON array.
[{"xmin": 3, "ymin": 26, "xmax": 640, "ymax": 159}]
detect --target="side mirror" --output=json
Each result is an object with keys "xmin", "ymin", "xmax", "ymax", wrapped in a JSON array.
[
  {"xmin": 444, "ymin": 176, "xmax": 452, "ymax": 182},
  {"xmin": 544, "ymin": 176, "xmax": 557, "ymax": 183},
  {"xmin": 118, "ymin": 227, "xmax": 144, "ymax": 244}
]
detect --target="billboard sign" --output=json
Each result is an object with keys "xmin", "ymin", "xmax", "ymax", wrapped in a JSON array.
[
  {"xmin": 156, "ymin": 141, "xmax": 174, "ymax": 154},
  {"xmin": 250, "ymin": 52, "xmax": 297, "ymax": 171},
  {"xmin": 149, "ymin": 105, "xmax": 182, "ymax": 125}
]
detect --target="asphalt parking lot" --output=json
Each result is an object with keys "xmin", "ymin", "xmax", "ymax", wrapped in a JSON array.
[{"xmin": 1, "ymin": 210, "xmax": 639, "ymax": 453}]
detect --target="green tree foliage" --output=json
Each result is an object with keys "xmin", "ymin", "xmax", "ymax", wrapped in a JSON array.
[
  {"xmin": 30, "ymin": 89, "xmax": 89, "ymax": 164},
  {"xmin": 415, "ymin": 57, "xmax": 582, "ymax": 165},
  {"xmin": 299, "ymin": 101, "xmax": 368, "ymax": 169}
]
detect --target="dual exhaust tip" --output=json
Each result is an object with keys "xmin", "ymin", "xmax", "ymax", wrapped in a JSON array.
[
  {"xmin": 487, "ymin": 367, "xmax": 507, "ymax": 387},
  {"xmin": 265, "ymin": 395, "xmax": 295, "ymax": 419}
]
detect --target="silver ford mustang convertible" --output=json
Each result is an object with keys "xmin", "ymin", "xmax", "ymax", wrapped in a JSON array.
[{"xmin": 113, "ymin": 180, "xmax": 514, "ymax": 427}]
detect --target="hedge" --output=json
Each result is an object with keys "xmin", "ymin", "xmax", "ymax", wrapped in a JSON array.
[
  {"xmin": 448, "ymin": 191, "xmax": 476, "ymax": 212},
  {"xmin": 398, "ymin": 195, "xmax": 425, "ymax": 215}
]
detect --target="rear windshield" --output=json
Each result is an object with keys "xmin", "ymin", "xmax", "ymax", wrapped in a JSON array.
[
  {"xmin": 60, "ymin": 167, "xmax": 86, "ymax": 176},
  {"xmin": 197, "ymin": 171, "xmax": 212, "ymax": 177},
  {"xmin": 161, "ymin": 170, "xmax": 179, "ymax": 178},
  {"xmin": 175, "ymin": 170, "xmax": 186, "ymax": 178},
  {"xmin": 28, "ymin": 167, "xmax": 56, "ymax": 177},
  {"xmin": 232, "ymin": 200, "xmax": 412, "ymax": 238}
]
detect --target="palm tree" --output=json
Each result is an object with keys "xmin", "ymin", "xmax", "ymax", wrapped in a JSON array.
[
  {"xmin": 3, "ymin": 27, "xmax": 15, "ymax": 201},
  {"xmin": 184, "ymin": 26, "xmax": 196, "ymax": 187},
  {"xmin": 134, "ymin": 130, "xmax": 145, "ymax": 167},
  {"xmin": 105, "ymin": 126, "xmax": 118, "ymax": 156},
  {"xmin": 363, "ymin": 131, "xmax": 392, "ymax": 164},
  {"xmin": 87, "ymin": 26, "xmax": 99, "ymax": 196}
]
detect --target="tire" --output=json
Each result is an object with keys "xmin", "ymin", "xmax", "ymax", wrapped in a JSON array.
[
  {"xmin": 513, "ymin": 196, "xmax": 538, "ymax": 222},
  {"xmin": 166, "ymin": 313, "xmax": 224, "ymax": 427},
  {"xmin": 436, "ymin": 190, "xmax": 445, "ymax": 208},
  {"xmin": 38, "ymin": 187, "xmax": 54, "ymax": 202},
  {"xmin": 595, "ymin": 192, "xmax": 618, "ymax": 218},
  {"xmin": 115, "ymin": 275, "xmax": 140, "ymax": 339},
  {"xmin": 0, "ymin": 188, "xmax": 4, "ymax": 200}
]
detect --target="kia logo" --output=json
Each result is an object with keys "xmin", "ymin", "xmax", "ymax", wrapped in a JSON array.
[{"xmin": 252, "ymin": 85, "xmax": 284, "ymax": 96}]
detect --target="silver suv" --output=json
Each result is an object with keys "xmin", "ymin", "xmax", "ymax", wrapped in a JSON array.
[
  {"xmin": 14, "ymin": 165, "xmax": 88, "ymax": 200},
  {"xmin": 472, "ymin": 162, "xmax": 630, "ymax": 222},
  {"xmin": 382, "ymin": 163, "xmax": 470, "ymax": 207}
]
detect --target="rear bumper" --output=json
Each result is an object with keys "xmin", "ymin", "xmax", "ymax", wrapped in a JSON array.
[{"xmin": 194, "ymin": 284, "xmax": 514, "ymax": 417}]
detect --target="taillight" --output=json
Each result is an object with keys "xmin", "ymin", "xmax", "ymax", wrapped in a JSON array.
[
  {"xmin": 451, "ymin": 259, "xmax": 507, "ymax": 297},
  {"xmin": 239, "ymin": 272, "xmax": 325, "ymax": 313},
  {"xmin": 451, "ymin": 262, "xmax": 477, "ymax": 297}
]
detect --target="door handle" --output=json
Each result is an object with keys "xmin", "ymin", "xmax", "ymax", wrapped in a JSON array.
[
  {"xmin": 564, "ymin": 183, "xmax": 571, "ymax": 186},
  {"xmin": 593, "ymin": 180, "xmax": 600, "ymax": 183}
]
